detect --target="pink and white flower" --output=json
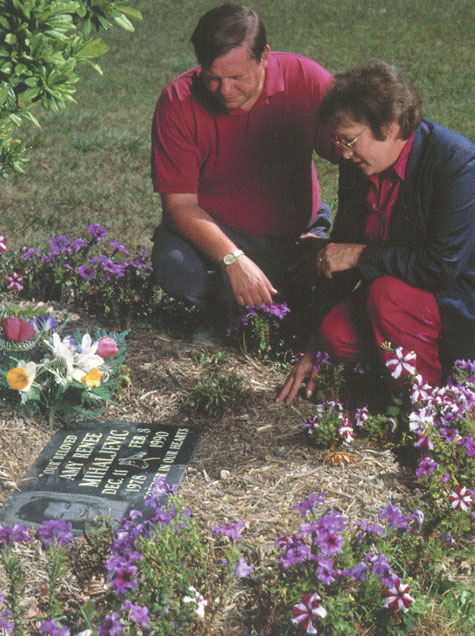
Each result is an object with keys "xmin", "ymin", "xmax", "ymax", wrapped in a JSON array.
[
  {"xmin": 6, "ymin": 272, "xmax": 24, "ymax": 292},
  {"xmin": 338, "ymin": 414, "xmax": 354, "ymax": 441},
  {"xmin": 354, "ymin": 405, "xmax": 369, "ymax": 427},
  {"xmin": 408, "ymin": 408, "xmax": 434, "ymax": 433},
  {"xmin": 411, "ymin": 374, "xmax": 432, "ymax": 403},
  {"xmin": 386, "ymin": 347, "xmax": 416, "ymax": 379},
  {"xmin": 183, "ymin": 586, "xmax": 208, "ymax": 618},
  {"xmin": 291, "ymin": 593, "xmax": 327, "ymax": 634},
  {"xmin": 0, "ymin": 234, "xmax": 6, "ymax": 252},
  {"xmin": 449, "ymin": 486, "xmax": 472, "ymax": 512},
  {"xmin": 382, "ymin": 578, "xmax": 414, "ymax": 612}
]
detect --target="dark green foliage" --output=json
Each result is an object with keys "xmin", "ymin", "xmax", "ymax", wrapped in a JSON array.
[
  {"xmin": 185, "ymin": 372, "xmax": 245, "ymax": 418},
  {"xmin": 0, "ymin": 0, "xmax": 142, "ymax": 177}
]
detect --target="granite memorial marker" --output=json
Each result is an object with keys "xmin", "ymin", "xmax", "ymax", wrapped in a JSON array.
[{"xmin": 0, "ymin": 420, "xmax": 201, "ymax": 533}]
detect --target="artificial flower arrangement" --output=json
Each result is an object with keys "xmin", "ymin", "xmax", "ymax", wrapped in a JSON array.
[{"xmin": 0, "ymin": 303, "xmax": 128, "ymax": 427}]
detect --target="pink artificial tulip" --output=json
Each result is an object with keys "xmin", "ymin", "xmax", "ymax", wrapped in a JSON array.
[
  {"xmin": 2, "ymin": 317, "xmax": 35, "ymax": 341},
  {"xmin": 96, "ymin": 336, "xmax": 118, "ymax": 357}
]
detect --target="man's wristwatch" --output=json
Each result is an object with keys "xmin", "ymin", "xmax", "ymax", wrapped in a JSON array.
[{"xmin": 222, "ymin": 249, "xmax": 244, "ymax": 267}]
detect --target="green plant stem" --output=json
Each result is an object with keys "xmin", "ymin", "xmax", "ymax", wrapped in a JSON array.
[{"xmin": 2, "ymin": 548, "xmax": 27, "ymax": 636}]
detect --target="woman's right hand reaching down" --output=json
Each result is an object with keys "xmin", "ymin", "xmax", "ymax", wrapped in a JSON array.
[{"xmin": 276, "ymin": 350, "xmax": 318, "ymax": 405}]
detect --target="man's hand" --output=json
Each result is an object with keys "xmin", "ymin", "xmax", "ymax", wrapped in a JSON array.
[
  {"xmin": 317, "ymin": 243, "xmax": 366, "ymax": 279},
  {"xmin": 276, "ymin": 351, "xmax": 317, "ymax": 404},
  {"xmin": 225, "ymin": 254, "xmax": 277, "ymax": 306}
]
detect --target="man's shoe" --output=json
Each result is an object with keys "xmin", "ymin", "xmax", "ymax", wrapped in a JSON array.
[{"xmin": 190, "ymin": 323, "xmax": 225, "ymax": 346}]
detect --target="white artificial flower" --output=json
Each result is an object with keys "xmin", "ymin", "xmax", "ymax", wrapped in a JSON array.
[
  {"xmin": 49, "ymin": 333, "xmax": 76, "ymax": 362},
  {"xmin": 79, "ymin": 333, "xmax": 98, "ymax": 356}
]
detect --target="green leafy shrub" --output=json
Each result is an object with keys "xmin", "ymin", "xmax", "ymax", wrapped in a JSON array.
[
  {"xmin": 185, "ymin": 372, "xmax": 245, "ymax": 418},
  {"xmin": 0, "ymin": 0, "xmax": 142, "ymax": 177}
]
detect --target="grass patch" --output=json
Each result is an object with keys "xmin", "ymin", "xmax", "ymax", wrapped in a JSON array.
[{"xmin": 1, "ymin": 0, "xmax": 473, "ymax": 250}]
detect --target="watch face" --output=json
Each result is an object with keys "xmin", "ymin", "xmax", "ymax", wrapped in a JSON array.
[{"xmin": 223, "ymin": 253, "xmax": 235, "ymax": 265}]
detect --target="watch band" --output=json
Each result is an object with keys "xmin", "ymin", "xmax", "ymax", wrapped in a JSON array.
[{"xmin": 222, "ymin": 249, "xmax": 244, "ymax": 267}]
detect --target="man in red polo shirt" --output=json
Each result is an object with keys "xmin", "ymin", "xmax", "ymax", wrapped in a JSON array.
[{"xmin": 151, "ymin": 3, "xmax": 337, "ymax": 335}]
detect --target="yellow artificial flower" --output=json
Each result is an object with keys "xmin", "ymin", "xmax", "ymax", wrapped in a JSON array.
[
  {"xmin": 81, "ymin": 367, "xmax": 101, "ymax": 388},
  {"xmin": 6, "ymin": 361, "xmax": 37, "ymax": 392}
]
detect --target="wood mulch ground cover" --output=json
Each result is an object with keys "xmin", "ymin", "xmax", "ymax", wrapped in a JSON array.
[{"xmin": 0, "ymin": 305, "xmax": 440, "ymax": 634}]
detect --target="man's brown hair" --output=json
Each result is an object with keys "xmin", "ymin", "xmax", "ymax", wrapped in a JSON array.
[{"xmin": 191, "ymin": 3, "xmax": 267, "ymax": 69}]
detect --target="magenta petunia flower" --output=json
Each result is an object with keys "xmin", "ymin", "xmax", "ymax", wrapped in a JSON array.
[
  {"xmin": 382, "ymin": 579, "xmax": 414, "ymax": 612},
  {"xmin": 339, "ymin": 421, "xmax": 354, "ymax": 441},
  {"xmin": 210, "ymin": 519, "xmax": 244, "ymax": 542},
  {"xmin": 449, "ymin": 486, "xmax": 472, "ymax": 511},
  {"xmin": 316, "ymin": 530, "xmax": 343, "ymax": 556},
  {"xmin": 415, "ymin": 455, "xmax": 438, "ymax": 478},
  {"xmin": 291, "ymin": 593, "xmax": 327, "ymax": 634},
  {"xmin": 386, "ymin": 347, "xmax": 417, "ymax": 379},
  {"xmin": 6, "ymin": 272, "xmax": 24, "ymax": 292},
  {"xmin": 354, "ymin": 405, "xmax": 369, "ymax": 426}
]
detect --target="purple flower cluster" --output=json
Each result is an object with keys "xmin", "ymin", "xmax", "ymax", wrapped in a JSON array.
[
  {"xmin": 121, "ymin": 600, "xmax": 150, "ymax": 628},
  {"xmin": 105, "ymin": 509, "xmax": 146, "ymax": 595},
  {"xmin": 0, "ymin": 594, "xmax": 14, "ymax": 635},
  {"xmin": 104, "ymin": 475, "xmax": 191, "ymax": 600},
  {"xmin": 37, "ymin": 519, "xmax": 74, "ymax": 548},
  {"xmin": 276, "ymin": 501, "xmax": 348, "ymax": 583},
  {"xmin": 86, "ymin": 223, "xmax": 107, "ymax": 242},
  {"xmin": 312, "ymin": 350, "xmax": 329, "ymax": 373},
  {"xmin": 39, "ymin": 619, "xmax": 70, "ymax": 636},
  {"xmin": 0, "ymin": 523, "xmax": 30, "ymax": 547},
  {"xmin": 6, "ymin": 224, "xmax": 153, "ymax": 296},
  {"xmin": 237, "ymin": 301, "xmax": 290, "ymax": 327},
  {"xmin": 98, "ymin": 611, "xmax": 122, "ymax": 636},
  {"xmin": 275, "ymin": 492, "xmax": 421, "ymax": 620},
  {"xmin": 293, "ymin": 491, "xmax": 325, "ymax": 517},
  {"xmin": 210, "ymin": 519, "xmax": 244, "ymax": 542}
]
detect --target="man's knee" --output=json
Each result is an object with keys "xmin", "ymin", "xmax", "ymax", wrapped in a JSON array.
[{"xmin": 151, "ymin": 225, "xmax": 210, "ymax": 305}]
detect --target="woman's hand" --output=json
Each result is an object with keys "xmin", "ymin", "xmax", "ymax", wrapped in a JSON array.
[
  {"xmin": 317, "ymin": 243, "xmax": 366, "ymax": 279},
  {"xmin": 276, "ymin": 351, "xmax": 318, "ymax": 405}
]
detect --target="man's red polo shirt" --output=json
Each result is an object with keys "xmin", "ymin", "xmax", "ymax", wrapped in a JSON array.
[{"xmin": 151, "ymin": 52, "xmax": 336, "ymax": 238}]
